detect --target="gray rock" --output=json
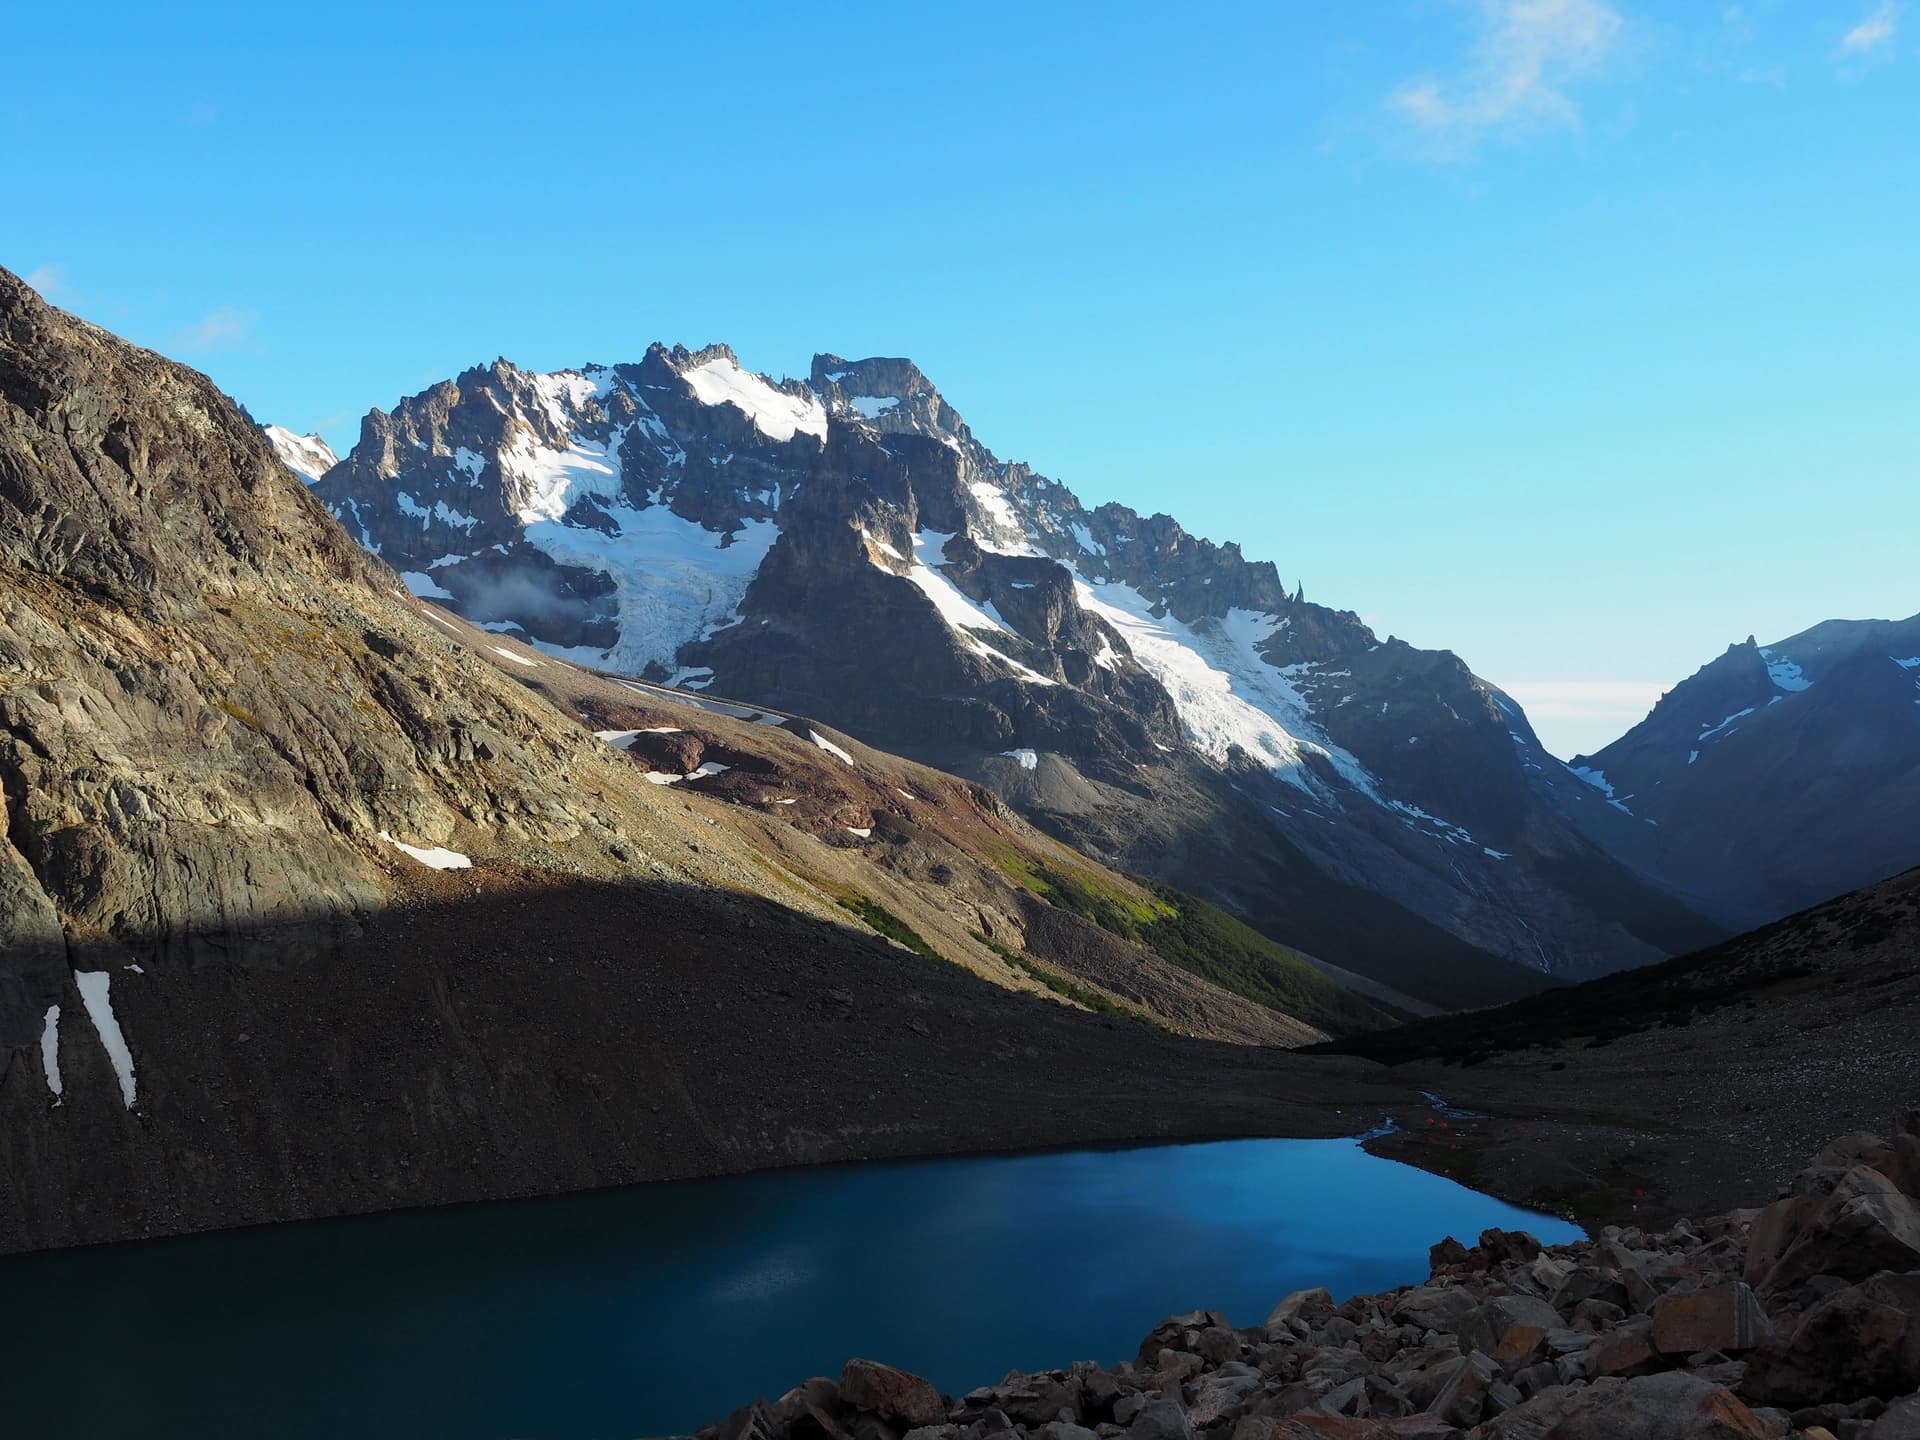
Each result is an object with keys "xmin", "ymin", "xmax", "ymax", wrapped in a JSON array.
[{"xmin": 1124, "ymin": 1398, "xmax": 1194, "ymax": 1440}]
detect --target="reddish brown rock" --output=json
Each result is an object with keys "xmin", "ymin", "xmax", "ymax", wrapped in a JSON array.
[
  {"xmin": 1545, "ymin": 1372, "xmax": 1776, "ymax": 1439},
  {"xmin": 1592, "ymin": 1318, "xmax": 1661, "ymax": 1378},
  {"xmin": 1653, "ymin": 1283, "xmax": 1774, "ymax": 1355},
  {"xmin": 839, "ymin": 1359, "xmax": 944, "ymax": 1427},
  {"xmin": 1742, "ymin": 1272, "xmax": 1920, "ymax": 1407},
  {"xmin": 1495, "ymin": 1323, "xmax": 1550, "ymax": 1370}
]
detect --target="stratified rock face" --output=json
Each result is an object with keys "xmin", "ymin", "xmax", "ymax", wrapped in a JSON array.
[
  {"xmin": 313, "ymin": 344, "xmax": 1721, "ymax": 1003},
  {"xmin": 0, "ymin": 266, "xmax": 635, "ymax": 1042},
  {"xmin": 1568, "ymin": 620, "xmax": 1920, "ymax": 929},
  {"xmin": 694, "ymin": 1124, "xmax": 1920, "ymax": 1440}
]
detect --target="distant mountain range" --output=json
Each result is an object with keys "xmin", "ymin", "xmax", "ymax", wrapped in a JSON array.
[
  {"xmin": 286, "ymin": 346, "xmax": 1751, "ymax": 1007},
  {"xmin": 1566, "ymin": 616, "xmax": 1920, "ymax": 929}
]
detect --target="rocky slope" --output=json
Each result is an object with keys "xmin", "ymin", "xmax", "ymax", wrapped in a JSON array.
[
  {"xmin": 1323, "ymin": 865, "xmax": 1920, "ymax": 1233},
  {"xmin": 1567, "ymin": 619, "xmax": 1920, "ymax": 929},
  {"xmin": 306, "ymin": 348, "xmax": 1720, "ymax": 1006},
  {"xmin": 694, "ymin": 1118, "xmax": 1920, "ymax": 1440},
  {"xmin": 0, "ymin": 265, "xmax": 1417, "ymax": 1254}
]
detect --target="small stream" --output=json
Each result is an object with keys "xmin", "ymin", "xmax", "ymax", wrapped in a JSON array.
[{"xmin": 0, "ymin": 1136, "xmax": 1579, "ymax": 1439}]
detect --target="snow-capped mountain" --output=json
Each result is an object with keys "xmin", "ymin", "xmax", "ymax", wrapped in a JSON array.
[
  {"xmin": 1568, "ymin": 615, "xmax": 1920, "ymax": 928},
  {"xmin": 261, "ymin": 425, "xmax": 340, "ymax": 485},
  {"xmin": 310, "ymin": 345, "xmax": 1722, "ymax": 1006}
]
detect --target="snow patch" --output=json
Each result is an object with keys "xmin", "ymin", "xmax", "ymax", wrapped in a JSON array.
[
  {"xmin": 1758, "ymin": 647, "xmax": 1812, "ymax": 692},
  {"xmin": 1699, "ymin": 707, "xmax": 1755, "ymax": 742},
  {"xmin": 1001, "ymin": 748, "xmax": 1039, "ymax": 771},
  {"xmin": 902, "ymin": 531, "xmax": 1013, "ymax": 634},
  {"xmin": 75, "ymin": 972, "xmax": 136, "ymax": 1108},
  {"xmin": 681, "ymin": 355, "xmax": 828, "ymax": 442},
  {"xmin": 809, "ymin": 731, "xmax": 855, "ymax": 766},
  {"xmin": 400, "ymin": 571, "xmax": 455, "ymax": 601},
  {"xmin": 39, "ymin": 1005, "xmax": 61, "ymax": 1102},
  {"xmin": 489, "ymin": 645, "xmax": 540, "ymax": 668},
  {"xmin": 844, "ymin": 827, "xmax": 872, "ymax": 839},
  {"xmin": 263, "ymin": 425, "xmax": 340, "ymax": 485},
  {"xmin": 379, "ymin": 831, "xmax": 473, "ymax": 871},
  {"xmin": 849, "ymin": 395, "xmax": 899, "ymax": 419}
]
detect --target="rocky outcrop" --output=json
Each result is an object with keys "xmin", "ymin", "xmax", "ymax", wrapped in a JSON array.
[
  {"xmin": 692, "ymin": 1121, "xmax": 1920, "ymax": 1440},
  {"xmin": 0, "ymin": 266, "xmax": 667, "ymax": 1046}
]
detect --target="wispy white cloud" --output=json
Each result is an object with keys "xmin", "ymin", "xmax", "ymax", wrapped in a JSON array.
[
  {"xmin": 172, "ymin": 305, "xmax": 258, "ymax": 353},
  {"xmin": 1388, "ymin": 0, "xmax": 1625, "ymax": 152},
  {"xmin": 23, "ymin": 263, "xmax": 67, "ymax": 301},
  {"xmin": 1841, "ymin": 0, "xmax": 1900, "ymax": 53}
]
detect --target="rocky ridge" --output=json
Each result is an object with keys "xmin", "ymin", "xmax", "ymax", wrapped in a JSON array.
[
  {"xmin": 696, "ymin": 1116, "xmax": 1920, "ymax": 1440},
  {"xmin": 1568, "ymin": 619, "xmax": 1920, "ymax": 930},
  {"xmin": 305, "ymin": 347, "xmax": 1721, "ymax": 1006}
]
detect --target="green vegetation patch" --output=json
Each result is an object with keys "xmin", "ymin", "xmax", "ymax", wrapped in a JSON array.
[
  {"xmin": 970, "ymin": 931, "xmax": 1165, "ymax": 1030},
  {"xmin": 1130, "ymin": 885, "xmax": 1393, "ymax": 1037},
  {"xmin": 837, "ymin": 895, "xmax": 949, "ymax": 966}
]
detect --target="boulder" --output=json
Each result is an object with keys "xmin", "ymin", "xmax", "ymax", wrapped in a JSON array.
[
  {"xmin": 1651, "ymin": 1283, "xmax": 1774, "ymax": 1355},
  {"xmin": 1590, "ymin": 1318, "xmax": 1661, "ymax": 1378},
  {"xmin": 1390, "ymin": 1286, "xmax": 1479, "ymax": 1335},
  {"xmin": 1869, "ymin": 1395, "xmax": 1920, "ymax": 1440},
  {"xmin": 1461, "ymin": 1295, "xmax": 1563, "ymax": 1356},
  {"xmin": 1425, "ymin": 1350, "xmax": 1496, "ymax": 1427},
  {"xmin": 1742, "ymin": 1272, "xmax": 1920, "ymax": 1406},
  {"xmin": 1188, "ymin": 1366, "xmax": 1265, "ymax": 1427},
  {"xmin": 1493, "ymin": 1324, "xmax": 1550, "ymax": 1371},
  {"xmin": 1126, "ymin": 1398, "xmax": 1196, "ymax": 1440},
  {"xmin": 1269, "ymin": 1287, "xmax": 1336, "ymax": 1332},
  {"xmin": 1756, "ymin": 1184, "xmax": 1920, "ymax": 1295},
  {"xmin": 1542, "ymin": 1371, "xmax": 1776, "ymax": 1439},
  {"xmin": 840, "ymin": 1360, "xmax": 944, "ymax": 1428}
]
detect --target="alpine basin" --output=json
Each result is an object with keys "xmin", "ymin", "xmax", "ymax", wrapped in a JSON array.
[{"xmin": 0, "ymin": 1136, "xmax": 1580, "ymax": 1438}]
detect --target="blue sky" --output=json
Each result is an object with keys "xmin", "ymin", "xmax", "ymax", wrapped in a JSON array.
[{"xmin": 6, "ymin": 1, "xmax": 1915, "ymax": 756}]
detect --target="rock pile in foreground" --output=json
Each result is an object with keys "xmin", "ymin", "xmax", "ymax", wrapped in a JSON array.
[{"xmin": 695, "ymin": 1113, "xmax": 1920, "ymax": 1440}]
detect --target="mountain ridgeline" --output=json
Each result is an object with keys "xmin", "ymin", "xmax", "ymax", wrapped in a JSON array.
[
  {"xmin": 304, "ymin": 345, "xmax": 1726, "ymax": 1007},
  {"xmin": 1566, "ymin": 617, "xmax": 1920, "ymax": 930}
]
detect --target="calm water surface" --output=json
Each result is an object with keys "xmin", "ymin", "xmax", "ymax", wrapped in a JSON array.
[{"xmin": 0, "ymin": 1137, "xmax": 1579, "ymax": 1439}]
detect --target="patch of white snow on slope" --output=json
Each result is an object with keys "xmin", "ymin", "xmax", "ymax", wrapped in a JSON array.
[
  {"xmin": 1566, "ymin": 765, "xmax": 1636, "ymax": 816},
  {"xmin": 967, "ymin": 640, "xmax": 1058, "ymax": 686},
  {"xmin": 681, "ymin": 355, "xmax": 828, "ymax": 442},
  {"xmin": 1699, "ymin": 707, "xmax": 1755, "ymax": 742},
  {"xmin": 809, "ymin": 731, "xmax": 855, "ymax": 766},
  {"xmin": 74, "ymin": 971, "xmax": 136, "ymax": 1108},
  {"xmin": 498, "ymin": 420, "xmax": 628, "ymax": 526},
  {"xmin": 401, "ymin": 571, "xmax": 456, "ymax": 600},
  {"xmin": 523, "ymin": 511, "xmax": 779, "ymax": 678},
  {"xmin": 39, "ymin": 1004, "xmax": 61, "ymax": 1102},
  {"xmin": 1758, "ymin": 647, "xmax": 1812, "ymax": 692},
  {"xmin": 849, "ymin": 395, "xmax": 899, "ymax": 419},
  {"xmin": 263, "ymin": 426, "xmax": 340, "ymax": 484},
  {"xmin": 643, "ymin": 762, "xmax": 732, "ymax": 786},
  {"xmin": 968, "ymin": 482, "xmax": 1037, "ymax": 555},
  {"xmin": 844, "ymin": 827, "xmax": 872, "ymax": 839},
  {"xmin": 1069, "ymin": 579, "xmax": 1376, "ymax": 799},
  {"xmin": 1001, "ymin": 748, "xmax": 1040, "ymax": 770},
  {"xmin": 489, "ymin": 646, "xmax": 540, "ymax": 668},
  {"xmin": 902, "ymin": 531, "xmax": 1013, "ymax": 634},
  {"xmin": 379, "ymin": 831, "xmax": 473, "ymax": 871}
]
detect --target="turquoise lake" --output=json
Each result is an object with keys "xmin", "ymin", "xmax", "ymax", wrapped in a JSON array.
[{"xmin": 0, "ymin": 1136, "xmax": 1581, "ymax": 1438}]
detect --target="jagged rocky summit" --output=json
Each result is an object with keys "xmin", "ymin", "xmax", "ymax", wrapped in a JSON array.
[
  {"xmin": 694, "ymin": 1113, "xmax": 1920, "ymax": 1440},
  {"xmin": 1567, "ymin": 618, "xmax": 1920, "ymax": 931},
  {"xmin": 303, "ymin": 345, "xmax": 1722, "ymax": 1008}
]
